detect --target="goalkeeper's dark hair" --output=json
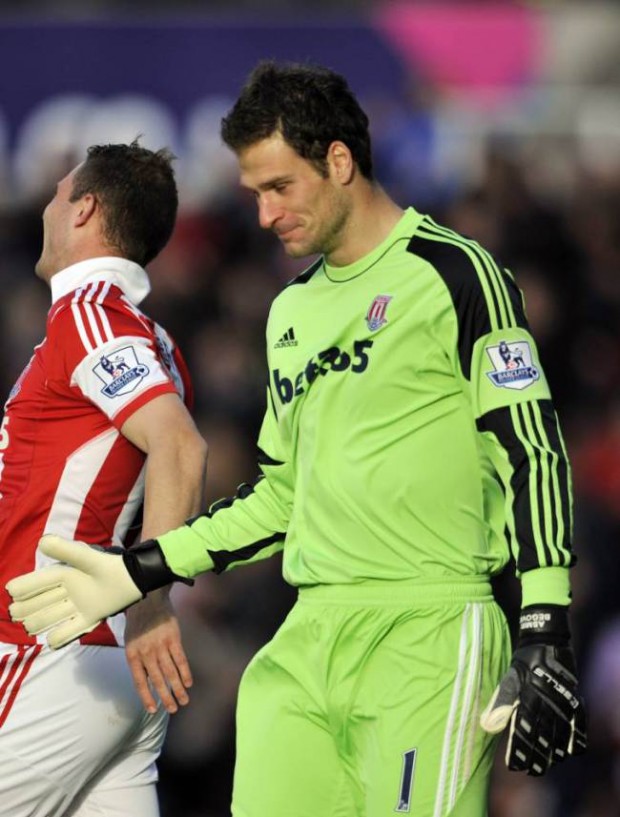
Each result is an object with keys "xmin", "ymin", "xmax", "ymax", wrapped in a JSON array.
[
  {"xmin": 221, "ymin": 60, "xmax": 374, "ymax": 180},
  {"xmin": 70, "ymin": 140, "xmax": 178, "ymax": 266}
]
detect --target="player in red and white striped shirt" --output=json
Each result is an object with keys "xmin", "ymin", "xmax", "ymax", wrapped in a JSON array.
[{"xmin": 0, "ymin": 143, "xmax": 207, "ymax": 816}]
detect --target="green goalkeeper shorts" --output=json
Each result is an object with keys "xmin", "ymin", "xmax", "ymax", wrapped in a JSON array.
[{"xmin": 232, "ymin": 579, "xmax": 510, "ymax": 817}]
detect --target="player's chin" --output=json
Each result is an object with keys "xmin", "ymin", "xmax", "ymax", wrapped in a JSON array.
[
  {"xmin": 281, "ymin": 242, "xmax": 309, "ymax": 259},
  {"xmin": 34, "ymin": 255, "xmax": 49, "ymax": 280},
  {"xmin": 279, "ymin": 237, "xmax": 317, "ymax": 259}
]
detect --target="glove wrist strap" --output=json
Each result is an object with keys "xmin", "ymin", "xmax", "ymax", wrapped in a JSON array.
[
  {"xmin": 518, "ymin": 604, "xmax": 570, "ymax": 647},
  {"xmin": 123, "ymin": 539, "xmax": 192, "ymax": 594}
]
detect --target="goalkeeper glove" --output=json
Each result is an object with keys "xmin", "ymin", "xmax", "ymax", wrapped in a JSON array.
[
  {"xmin": 7, "ymin": 534, "xmax": 182, "ymax": 649},
  {"xmin": 480, "ymin": 604, "xmax": 587, "ymax": 776}
]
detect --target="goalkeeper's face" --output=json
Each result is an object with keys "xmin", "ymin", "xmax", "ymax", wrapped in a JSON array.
[{"xmin": 237, "ymin": 131, "xmax": 352, "ymax": 260}]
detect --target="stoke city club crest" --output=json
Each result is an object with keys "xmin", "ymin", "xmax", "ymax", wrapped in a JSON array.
[{"xmin": 366, "ymin": 295, "xmax": 393, "ymax": 332}]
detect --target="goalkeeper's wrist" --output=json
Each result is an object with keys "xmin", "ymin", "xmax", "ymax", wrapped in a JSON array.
[
  {"xmin": 123, "ymin": 539, "xmax": 193, "ymax": 594},
  {"xmin": 517, "ymin": 604, "xmax": 571, "ymax": 648}
]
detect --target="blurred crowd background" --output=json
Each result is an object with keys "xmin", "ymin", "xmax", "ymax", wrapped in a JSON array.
[{"xmin": 1, "ymin": 2, "xmax": 619, "ymax": 815}]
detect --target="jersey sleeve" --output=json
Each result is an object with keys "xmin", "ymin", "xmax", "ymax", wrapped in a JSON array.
[
  {"xmin": 468, "ymin": 267, "xmax": 574, "ymax": 607},
  {"xmin": 157, "ymin": 383, "xmax": 293, "ymax": 578},
  {"xmin": 413, "ymin": 221, "xmax": 574, "ymax": 607},
  {"xmin": 48, "ymin": 293, "xmax": 179, "ymax": 429},
  {"xmin": 71, "ymin": 337, "xmax": 178, "ymax": 428}
]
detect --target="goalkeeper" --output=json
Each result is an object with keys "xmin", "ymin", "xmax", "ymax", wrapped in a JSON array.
[{"xmin": 8, "ymin": 61, "xmax": 586, "ymax": 817}]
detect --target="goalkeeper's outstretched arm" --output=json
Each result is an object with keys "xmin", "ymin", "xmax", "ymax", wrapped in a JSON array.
[{"xmin": 7, "ymin": 534, "xmax": 183, "ymax": 649}]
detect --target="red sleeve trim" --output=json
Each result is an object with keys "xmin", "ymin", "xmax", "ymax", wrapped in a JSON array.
[{"xmin": 111, "ymin": 381, "xmax": 178, "ymax": 430}]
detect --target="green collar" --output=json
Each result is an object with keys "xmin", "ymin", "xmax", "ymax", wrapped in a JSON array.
[{"xmin": 323, "ymin": 207, "xmax": 424, "ymax": 282}]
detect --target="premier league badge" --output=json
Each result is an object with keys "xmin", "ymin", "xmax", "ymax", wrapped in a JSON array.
[
  {"xmin": 366, "ymin": 295, "xmax": 392, "ymax": 332},
  {"xmin": 93, "ymin": 346, "xmax": 150, "ymax": 397},
  {"xmin": 486, "ymin": 340, "xmax": 540, "ymax": 390}
]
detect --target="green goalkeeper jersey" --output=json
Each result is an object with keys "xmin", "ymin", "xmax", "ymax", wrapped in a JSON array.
[{"xmin": 159, "ymin": 208, "xmax": 574, "ymax": 605}]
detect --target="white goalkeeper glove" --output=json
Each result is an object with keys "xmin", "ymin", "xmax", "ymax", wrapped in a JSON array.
[
  {"xmin": 6, "ymin": 534, "xmax": 183, "ymax": 649},
  {"xmin": 480, "ymin": 605, "xmax": 587, "ymax": 776}
]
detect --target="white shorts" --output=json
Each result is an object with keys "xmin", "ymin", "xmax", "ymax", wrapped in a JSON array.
[{"xmin": 0, "ymin": 641, "xmax": 168, "ymax": 817}]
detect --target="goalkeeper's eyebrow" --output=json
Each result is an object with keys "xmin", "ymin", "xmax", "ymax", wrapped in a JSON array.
[{"xmin": 241, "ymin": 175, "xmax": 293, "ymax": 195}]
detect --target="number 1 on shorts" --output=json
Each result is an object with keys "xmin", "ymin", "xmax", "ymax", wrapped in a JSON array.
[{"xmin": 395, "ymin": 748, "xmax": 417, "ymax": 813}]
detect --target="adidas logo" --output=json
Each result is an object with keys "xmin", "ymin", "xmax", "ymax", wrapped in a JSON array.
[{"xmin": 274, "ymin": 327, "xmax": 298, "ymax": 348}]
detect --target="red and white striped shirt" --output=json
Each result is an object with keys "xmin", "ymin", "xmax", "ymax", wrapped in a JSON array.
[{"xmin": 0, "ymin": 257, "xmax": 193, "ymax": 647}]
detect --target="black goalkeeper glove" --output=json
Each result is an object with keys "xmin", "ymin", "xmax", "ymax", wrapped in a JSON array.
[{"xmin": 480, "ymin": 604, "xmax": 587, "ymax": 776}]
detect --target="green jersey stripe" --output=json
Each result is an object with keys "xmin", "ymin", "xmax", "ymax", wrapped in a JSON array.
[
  {"xmin": 502, "ymin": 267, "xmax": 530, "ymax": 321},
  {"xmin": 529, "ymin": 401, "xmax": 573, "ymax": 564},
  {"xmin": 518, "ymin": 401, "xmax": 558, "ymax": 564},
  {"xmin": 406, "ymin": 231, "xmax": 493, "ymax": 379},
  {"xmin": 528, "ymin": 402, "xmax": 561, "ymax": 557},
  {"xmin": 414, "ymin": 223, "xmax": 503, "ymax": 332},
  {"xmin": 511, "ymin": 403, "xmax": 551, "ymax": 567},
  {"xmin": 424, "ymin": 217, "xmax": 524, "ymax": 332},
  {"xmin": 476, "ymin": 403, "xmax": 572, "ymax": 572},
  {"xmin": 554, "ymin": 409, "xmax": 575, "ymax": 539},
  {"xmin": 422, "ymin": 218, "xmax": 511, "ymax": 329},
  {"xmin": 522, "ymin": 401, "xmax": 572, "ymax": 566},
  {"xmin": 424, "ymin": 217, "xmax": 516, "ymax": 328}
]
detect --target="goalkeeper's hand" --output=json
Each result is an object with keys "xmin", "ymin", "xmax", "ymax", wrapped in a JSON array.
[
  {"xmin": 480, "ymin": 604, "xmax": 587, "ymax": 776},
  {"xmin": 6, "ymin": 534, "xmax": 180, "ymax": 649}
]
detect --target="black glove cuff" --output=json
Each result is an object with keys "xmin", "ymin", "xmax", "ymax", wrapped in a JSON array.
[
  {"xmin": 123, "ymin": 539, "xmax": 194, "ymax": 594},
  {"xmin": 518, "ymin": 604, "xmax": 570, "ymax": 647}
]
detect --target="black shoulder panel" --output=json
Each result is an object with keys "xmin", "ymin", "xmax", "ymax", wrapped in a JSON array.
[
  {"xmin": 285, "ymin": 256, "xmax": 323, "ymax": 287},
  {"xmin": 406, "ymin": 233, "xmax": 491, "ymax": 380},
  {"xmin": 501, "ymin": 269, "xmax": 530, "ymax": 328}
]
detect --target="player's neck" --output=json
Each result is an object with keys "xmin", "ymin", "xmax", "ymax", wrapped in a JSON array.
[
  {"xmin": 48, "ymin": 244, "xmax": 124, "ymax": 281},
  {"xmin": 325, "ymin": 188, "xmax": 404, "ymax": 268}
]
